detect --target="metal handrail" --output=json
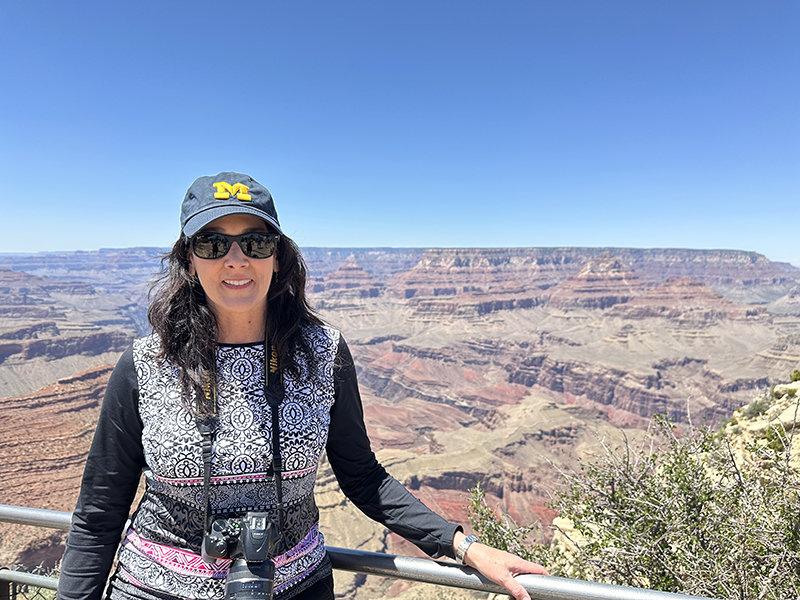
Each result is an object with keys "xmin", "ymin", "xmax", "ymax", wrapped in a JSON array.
[
  {"xmin": 0, "ymin": 505, "xmax": 71, "ymax": 530},
  {"xmin": 0, "ymin": 504, "xmax": 717, "ymax": 600},
  {"xmin": 0, "ymin": 570, "xmax": 59, "ymax": 592}
]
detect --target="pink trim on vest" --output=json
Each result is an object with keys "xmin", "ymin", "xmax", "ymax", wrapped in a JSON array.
[{"xmin": 122, "ymin": 522, "xmax": 322, "ymax": 579}]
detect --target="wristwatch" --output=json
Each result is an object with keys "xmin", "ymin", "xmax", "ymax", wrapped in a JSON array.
[{"xmin": 455, "ymin": 534, "xmax": 480, "ymax": 564}]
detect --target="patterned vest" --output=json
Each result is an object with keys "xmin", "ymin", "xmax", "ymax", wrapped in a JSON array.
[{"xmin": 116, "ymin": 325, "xmax": 339, "ymax": 599}]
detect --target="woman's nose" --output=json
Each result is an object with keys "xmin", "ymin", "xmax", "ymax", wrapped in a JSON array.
[{"xmin": 224, "ymin": 240, "xmax": 249, "ymax": 265}]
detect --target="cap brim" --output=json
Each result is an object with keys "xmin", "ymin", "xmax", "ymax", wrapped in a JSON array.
[{"xmin": 183, "ymin": 206, "xmax": 283, "ymax": 237}]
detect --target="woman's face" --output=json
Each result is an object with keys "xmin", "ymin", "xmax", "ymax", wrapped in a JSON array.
[{"xmin": 188, "ymin": 214, "xmax": 278, "ymax": 335}]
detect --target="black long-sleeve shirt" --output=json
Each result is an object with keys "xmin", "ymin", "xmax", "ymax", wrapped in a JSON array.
[{"xmin": 57, "ymin": 330, "xmax": 459, "ymax": 600}]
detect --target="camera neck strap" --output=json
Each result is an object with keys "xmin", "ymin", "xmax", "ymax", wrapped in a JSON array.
[
  {"xmin": 197, "ymin": 338, "xmax": 286, "ymax": 534},
  {"xmin": 265, "ymin": 342, "xmax": 286, "ymax": 533},
  {"xmin": 197, "ymin": 415, "xmax": 216, "ymax": 536}
]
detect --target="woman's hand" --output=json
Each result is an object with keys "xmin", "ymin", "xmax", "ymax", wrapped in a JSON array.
[{"xmin": 453, "ymin": 531, "xmax": 549, "ymax": 600}]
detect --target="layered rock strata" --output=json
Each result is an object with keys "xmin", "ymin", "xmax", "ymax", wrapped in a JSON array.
[
  {"xmin": 386, "ymin": 248, "xmax": 586, "ymax": 299},
  {"xmin": 546, "ymin": 253, "xmax": 646, "ymax": 310},
  {"xmin": 0, "ymin": 248, "xmax": 163, "ymax": 293},
  {"xmin": 310, "ymin": 261, "xmax": 384, "ymax": 310},
  {"xmin": 0, "ymin": 329, "xmax": 130, "ymax": 364},
  {"xmin": 4, "ymin": 246, "xmax": 798, "ymax": 302},
  {"xmin": 384, "ymin": 248, "xmax": 799, "ymax": 303},
  {"xmin": 407, "ymin": 281, "xmax": 545, "ymax": 320},
  {"xmin": 769, "ymin": 285, "xmax": 800, "ymax": 316},
  {"xmin": 302, "ymin": 248, "xmax": 425, "ymax": 279},
  {"xmin": 1, "ymin": 245, "xmax": 799, "ymax": 599},
  {"xmin": 0, "ymin": 269, "xmax": 135, "ymax": 396},
  {"xmin": 0, "ymin": 364, "xmax": 114, "ymax": 569},
  {"xmin": 756, "ymin": 334, "xmax": 800, "ymax": 367},
  {"xmin": 610, "ymin": 278, "xmax": 771, "ymax": 323}
]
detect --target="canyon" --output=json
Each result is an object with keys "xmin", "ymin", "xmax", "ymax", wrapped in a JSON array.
[{"xmin": 1, "ymin": 246, "xmax": 799, "ymax": 599}]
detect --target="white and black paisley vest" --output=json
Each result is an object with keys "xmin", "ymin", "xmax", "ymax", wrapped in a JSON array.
[{"xmin": 116, "ymin": 325, "xmax": 340, "ymax": 599}]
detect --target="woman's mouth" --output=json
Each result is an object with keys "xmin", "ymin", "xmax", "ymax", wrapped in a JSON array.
[{"xmin": 223, "ymin": 279, "xmax": 253, "ymax": 287}]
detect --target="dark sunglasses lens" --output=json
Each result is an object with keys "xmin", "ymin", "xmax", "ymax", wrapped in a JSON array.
[
  {"xmin": 192, "ymin": 233, "xmax": 278, "ymax": 259},
  {"xmin": 192, "ymin": 234, "xmax": 230, "ymax": 259},
  {"xmin": 240, "ymin": 233, "xmax": 278, "ymax": 258}
]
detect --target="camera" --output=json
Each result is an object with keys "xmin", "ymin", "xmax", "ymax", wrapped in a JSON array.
[{"xmin": 202, "ymin": 511, "xmax": 283, "ymax": 600}]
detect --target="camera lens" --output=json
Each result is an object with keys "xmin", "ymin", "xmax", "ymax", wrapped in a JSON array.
[{"xmin": 225, "ymin": 558, "xmax": 275, "ymax": 600}]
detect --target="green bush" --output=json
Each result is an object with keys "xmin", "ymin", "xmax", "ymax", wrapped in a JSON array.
[
  {"xmin": 791, "ymin": 369, "xmax": 800, "ymax": 382},
  {"xmin": 467, "ymin": 483, "xmax": 548, "ymax": 566},
  {"xmin": 742, "ymin": 397, "xmax": 771, "ymax": 418},
  {"xmin": 468, "ymin": 415, "xmax": 800, "ymax": 599},
  {"xmin": 765, "ymin": 423, "xmax": 787, "ymax": 452}
]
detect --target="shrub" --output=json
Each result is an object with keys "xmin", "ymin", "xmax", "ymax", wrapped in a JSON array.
[
  {"xmin": 553, "ymin": 415, "xmax": 800, "ymax": 598},
  {"xmin": 466, "ymin": 483, "xmax": 548, "ymax": 566},
  {"xmin": 469, "ymin": 414, "xmax": 800, "ymax": 599},
  {"xmin": 764, "ymin": 422, "xmax": 787, "ymax": 452},
  {"xmin": 742, "ymin": 397, "xmax": 771, "ymax": 418},
  {"xmin": 791, "ymin": 369, "xmax": 800, "ymax": 382}
]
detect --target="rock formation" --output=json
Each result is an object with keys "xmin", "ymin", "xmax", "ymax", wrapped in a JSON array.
[
  {"xmin": 769, "ymin": 284, "xmax": 800, "ymax": 316},
  {"xmin": 0, "ymin": 248, "xmax": 163, "ymax": 292},
  {"xmin": 0, "ymin": 329, "xmax": 130, "ymax": 364},
  {"xmin": 755, "ymin": 334, "xmax": 800, "ymax": 370},
  {"xmin": 0, "ymin": 268, "xmax": 135, "ymax": 396},
  {"xmin": 1, "ymin": 246, "xmax": 799, "ymax": 599},
  {"xmin": 302, "ymin": 248, "xmax": 425, "ymax": 279},
  {"xmin": 407, "ymin": 280, "xmax": 545, "ymax": 321},
  {"xmin": 309, "ymin": 260, "xmax": 384, "ymax": 311},
  {"xmin": 0, "ymin": 364, "xmax": 113, "ymax": 569},
  {"xmin": 610, "ymin": 277, "xmax": 770, "ymax": 324},
  {"xmin": 312, "ymin": 260, "xmax": 382, "ymax": 293},
  {"xmin": 546, "ymin": 253, "xmax": 646, "ymax": 310},
  {"xmin": 381, "ymin": 248, "xmax": 798, "ymax": 303},
  {"xmin": 385, "ymin": 248, "xmax": 584, "ymax": 299},
  {"xmin": 0, "ymin": 267, "xmax": 95, "ymax": 297}
]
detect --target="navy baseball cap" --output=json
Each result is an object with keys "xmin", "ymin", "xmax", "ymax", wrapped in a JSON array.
[{"xmin": 180, "ymin": 172, "xmax": 282, "ymax": 237}]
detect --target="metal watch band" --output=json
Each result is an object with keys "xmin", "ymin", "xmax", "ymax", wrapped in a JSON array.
[{"xmin": 456, "ymin": 534, "xmax": 479, "ymax": 563}]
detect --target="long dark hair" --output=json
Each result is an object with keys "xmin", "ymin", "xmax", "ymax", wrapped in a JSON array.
[{"xmin": 148, "ymin": 231, "xmax": 324, "ymax": 415}]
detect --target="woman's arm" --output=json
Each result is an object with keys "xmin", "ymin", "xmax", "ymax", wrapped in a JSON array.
[
  {"xmin": 325, "ymin": 336, "xmax": 460, "ymax": 559},
  {"xmin": 326, "ymin": 336, "xmax": 548, "ymax": 598},
  {"xmin": 57, "ymin": 346, "xmax": 146, "ymax": 600}
]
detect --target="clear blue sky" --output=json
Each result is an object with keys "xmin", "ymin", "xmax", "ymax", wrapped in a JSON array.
[{"xmin": 1, "ymin": 1, "xmax": 798, "ymax": 266}]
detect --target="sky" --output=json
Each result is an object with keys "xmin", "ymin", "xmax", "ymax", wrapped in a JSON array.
[{"xmin": 1, "ymin": 1, "xmax": 798, "ymax": 266}]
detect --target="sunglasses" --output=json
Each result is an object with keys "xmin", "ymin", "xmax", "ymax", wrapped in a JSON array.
[{"xmin": 190, "ymin": 232, "xmax": 280, "ymax": 260}]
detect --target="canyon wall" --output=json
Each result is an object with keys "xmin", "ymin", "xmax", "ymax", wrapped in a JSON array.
[
  {"xmin": 1, "ymin": 246, "xmax": 799, "ymax": 598},
  {"xmin": 0, "ymin": 365, "xmax": 113, "ymax": 569}
]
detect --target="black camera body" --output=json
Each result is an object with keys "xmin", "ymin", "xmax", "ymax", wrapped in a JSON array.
[{"xmin": 202, "ymin": 511, "xmax": 283, "ymax": 600}]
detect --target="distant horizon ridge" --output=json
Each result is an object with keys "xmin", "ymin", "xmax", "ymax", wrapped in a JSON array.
[{"xmin": 1, "ymin": 246, "xmax": 798, "ymax": 271}]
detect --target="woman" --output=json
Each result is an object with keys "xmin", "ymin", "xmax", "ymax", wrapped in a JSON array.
[{"xmin": 57, "ymin": 172, "xmax": 548, "ymax": 600}]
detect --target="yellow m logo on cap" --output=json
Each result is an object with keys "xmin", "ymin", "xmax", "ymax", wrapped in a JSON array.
[{"xmin": 213, "ymin": 181, "xmax": 252, "ymax": 201}]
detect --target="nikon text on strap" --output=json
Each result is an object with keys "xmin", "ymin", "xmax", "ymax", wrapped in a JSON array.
[{"xmin": 265, "ymin": 342, "xmax": 286, "ymax": 532}]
